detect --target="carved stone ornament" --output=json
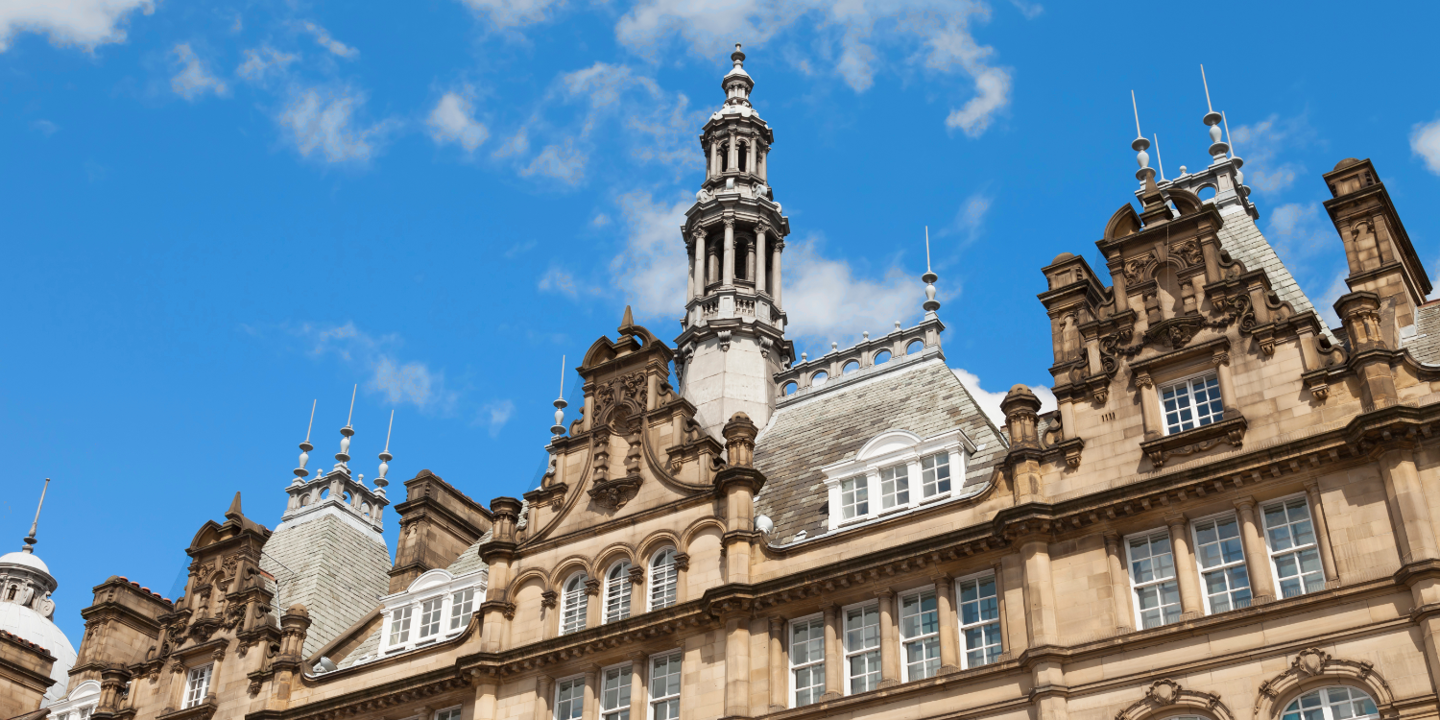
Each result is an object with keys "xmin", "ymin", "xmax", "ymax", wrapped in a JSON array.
[
  {"xmin": 247, "ymin": 680, "xmax": 261, "ymax": 697},
  {"xmin": 1143, "ymin": 315, "xmax": 1207, "ymax": 350},
  {"xmin": 1176, "ymin": 240, "xmax": 1203, "ymax": 267},
  {"xmin": 595, "ymin": 372, "xmax": 648, "ymax": 421},
  {"xmin": 541, "ymin": 591, "xmax": 558, "ymax": 609},
  {"xmin": 170, "ymin": 657, "xmax": 187, "ymax": 674},
  {"xmin": 1114, "ymin": 678, "xmax": 1228, "ymax": 720},
  {"xmin": 1141, "ymin": 415, "xmax": 1248, "ymax": 468},
  {"xmin": 628, "ymin": 565, "xmax": 646, "ymax": 584},
  {"xmin": 589, "ymin": 475, "xmax": 642, "ymax": 511},
  {"xmin": 584, "ymin": 577, "xmax": 602, "ymax": 596}
]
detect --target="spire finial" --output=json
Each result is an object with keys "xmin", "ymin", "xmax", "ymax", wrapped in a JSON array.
[
  {"xmin": 376, "ymin": 409, "xmax": 394, "ymax": 489},
  {"xmin": 1154, "ymin": 133, "xmax": 1166, "ymax": 181},
  {"xmin": 551, "ymin": 354, "xmax": 569, "ymax": 437},
  {"xmin": 336, "ymin": 384, "xmax": 356, "ymax": 467},
  {"xmin": 1130, "ymin": 90, "xmax": 1153, "ymax": 188},
  {"xmin": 1199, "ymin": 65, "xmax": 1228, "ymax": 160},
  {"xmin": 922, "ymin": 226, "xmax": 940, "ymax": 318},
  {"xmin": 620, "ymin": 305, "xmax": 635, "ymax": 333},
  {"xmin": 225, "ymin": 491, "xmax": 243, "ymax": 521},
  {"xmin": 21, "ymin": 478, "xmax": 48, "ymax": 554},
  {"xmin": 295, "ymin": 399, "xmax": 316, "ymax": 478},
  {"xmin": 1222, "ymin": 110, "xmax": 1246, "ymax": 188}
]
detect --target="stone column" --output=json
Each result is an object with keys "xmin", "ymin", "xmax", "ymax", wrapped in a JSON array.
[
  {"xmin": 724, "ymin": 614, "xmax": 751, "ymax": 716},
  {"xmin": 1021, "ymin": 540, "xmax": 1058, "ymax": 646},
  {"xmin": 876, "ymin": 589, "xmax": 899, "ymax": 688},
  {"xmin": 1136, "ymin": 372, "xmax": 1159, "ymax": 439},
  {"xmin": 1303, "ymin": 479, "xmax": 1340, "ymax": 583},
  {"xmin": 630, "ymin": 652, "xmax": 649, "ymax": 718},
  {"xmin": 694, "ymin": 231, "xmax": 707, "ymax": 297},
  {"xmin": 687, "ymin": 239, "xmax": 696, "ymax": 302},
  {"xmin": 1214, "ymin": 349, "xmax": 1239, "ymax": 415},
  {"xmin": 820, "ymin": 603, "xmax": 841, "ymax": 700},
  {"xmin": 931, "ymin": 573, "xmax": 959, "ymax": 673},
  {"xmin": 1233, "ymin": 498, "xmax": 1275, "ymax": 603},
  {"xmin": 756, "ymin": 225, "xmax": 768, "ymax": 295},
  {"xmin": 166, "ymin": 658, "xmax": 187, "ymax": 712},
  {"xmin": 723, "ymin": 218, "xmax": 736, "ymax": 286},
  {"xmin": 1166, "ymin": 514, "xmax": 1203, "ymax": 617},
  {"xmin": 1104, "ymin": 532, "xmax": 1134, "ymax": 631},
  {"xmin": 585, "ymin": 578, "xmax": 601, "ymax": 629},
  {"xmin": 746, "ymin": 140, "xmax": 756, "ymax": 176},
  {"xmin": 1381, "ymin": 448, "xmax": 1438, "ymax": 564},
  {"xmin": 532, "ymin": 676, "xmax": 553, "ymax": 720},
  {"xmin": 710, "ymin": 140, "xmax": 720, "ymax": 179},
  {"xmin": 728, "ymin": 133, "xmax": 738, "ymax": 172},
  {"xmin": 474, "ymin": 677, "xmax": 499, "ymax": 720},
  {"xmin": 759, "ymin": 146, "xmax": 768, "ymax": 181},
  {"xmin": 768, "ymin": 617, "xmax": 786, "ymax": 710},
  {"xmin": 772, "ymin": 242, "xmax": 784, "ymax": 307},
  {"xmin": 582, "ymin": 665, "xmax": 599, "ymax": 720}
]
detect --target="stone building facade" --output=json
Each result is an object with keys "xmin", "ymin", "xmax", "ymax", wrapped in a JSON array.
[{"xmin": 40, "ymin": 47, "xmax": 1440, "ymax": 720}]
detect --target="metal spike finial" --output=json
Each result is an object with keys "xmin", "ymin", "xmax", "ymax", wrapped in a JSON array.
[
  {"xmin": 22, "ymin": 478, "xmax": 49, "ymax": 553},
  {"xmin": 336, "ymin": 384, "xmax": 356, "ymax": 467},
  {"xmin": 376, "ymin": 409, "xmax": 394, "ymax": 489},
  {"xmin": 1130, "ymin": 91, "xmax": 1153, "ymax": 186},
  {"xmin": 1222, "ymin": 110, "xmax": 1246, "ymax": 189},
  {"xmin": 1199, "ymin": 65, "xmax": 1227, "ymax": 160},
  {"xmin": 922, "ymin": 226, "xmax": 940, "ymax": 317},
  {"xmin": 1201, "ymin": 64, "xmax": 1213, "ymax": 113},
  {"xmin": 551, "ymin": 354, "xmax": 569, "ymax": 436},
  {"xmin": 295, "ymin": 399, "xmax": 316, "ymax": 478}
]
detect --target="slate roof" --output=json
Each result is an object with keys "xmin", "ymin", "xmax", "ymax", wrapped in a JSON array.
[
  {"xmin": 1215, "ymin": 207, "xmax": 1336, "ymax": 341},
  {"xmin": 753, "ymin": 358, "xmax": 1009, "ymax": 545},
  {"xmin": 1404, "ymin": 300, "xmax": 1440, "ymax": 365}
]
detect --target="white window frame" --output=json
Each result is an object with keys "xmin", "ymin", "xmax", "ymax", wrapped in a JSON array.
[
  {"xmin": 1190, "ymin": 511, "xmax": 1252, "ymax": 614},
  {"xmin": 841, "ymin": 600, "xmax": 881, "ymax": 696},
  {"xmin": 648, "ymin": 650, "xmax": 682, "ymax": 720},
  {"xmin": 434, "ymin": 706, "xmax": 463, "ymax": 720},
  {"xmin": 388, "ymin": 605, "xmax": 414, "ymax": 647},
  {"xmin": 604, "ymin": 561, "xmax": 633, "ymax": 624},
  {"xmin": 379, "ymin": 567, "xmax": 488, "ymax": 654},
  {"xmin": 879, "ymin": 463, "xmax": 911, "ymax": 510},
  {"xmin": 600, "ymin": 662, "xmax": 633, "ymax": 720},
  {"xmin": 560, "ymin": 573, "xmax": 589, "ymax": 635},
  {"xmin": 1125, "ymin": 527, "xmax": 1182, "ymax": 630},
  {"xmin": 450, "ymin": 587, "xmax": 477, "ymax": 631},
  {"xmin": 920, "ymin": 451, "xmax": 952, "ymax": 498},
  {"xmin": 955, "ymin": 570, "xmax": 1003, "ymax": 669},
  {"xmin": 417, "ymin": 594, "xmax": 445, "ymax": 641},
  {"xmin": 820, "ymin": 429, "xmax": 972, "ymax": 531},
  {"xmin": 1281, "ymin": 686, "xmax": 1379, "ymax": 720},
  {"xmin": 898, "ymin": 586, "xmax": 940, "ymax": 682},
  {"xmin": 648, "ymin": 548, "xmax": 678, "ymax": 612},
  {"xmin": 1262, "ymin": 493, "xmax": 1326, "ymax": 599},
  {"xmin": 1159, "ymin": 370, "xmax": 1224, "ymax": 435},
  {"xmin": 788, "ymin": 613, "xmax": 825, "ymax": 708},
  {"xmin": 183, "ymin": 664, "xmax": 212, "ymax": 708},
  {"xmin": 555, "ymin": 675, "xmax": 585, "ymax": 720}
]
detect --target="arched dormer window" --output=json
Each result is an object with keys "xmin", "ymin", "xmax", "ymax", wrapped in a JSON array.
[
  {"xmin": 1283, "ymin": 688, "xmax": 1378, "ymax": 720},
  {"xmin": 648, "ymin": 548, "xmax": 678, "ymax": 611},
  {"xmin": 560, "ymin": 573, "xmax": 588, "ymax": 635},
  {"xmin": 604, "ymin": 561, "xmax": 632, "ymax": 623},
  {"xmin": 819, "ymin": 428, "xmax": 973, "ymax": 531}
]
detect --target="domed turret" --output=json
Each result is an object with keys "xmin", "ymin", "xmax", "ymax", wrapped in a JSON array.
[{"xmin": 0, "ymin": 479, "xmax": 77, "ymax": 706}]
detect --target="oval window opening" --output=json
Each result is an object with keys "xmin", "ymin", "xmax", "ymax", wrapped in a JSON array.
[
  {"xmin": 812, "ymin": 371, "xmax": 829, "ymax": 387},
  {"xmin": 782, "ymin": 381, "xmax": 798, "ymax": 396},
  {"xmin": 874, "ymin": 350, "xmax": 892, "ymax": 365},
  {"xmin": 842, "ymin": 360, "xmax": 860, "ymax": 375},
  {"xmin": 906, "ymin": 340, "xmax": 924, "ymax": 355}
]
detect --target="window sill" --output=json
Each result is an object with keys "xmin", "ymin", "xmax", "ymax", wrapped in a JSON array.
[{"xmin": 1140, "ymin": 414, "xmax": 1247, "ymax": 468}]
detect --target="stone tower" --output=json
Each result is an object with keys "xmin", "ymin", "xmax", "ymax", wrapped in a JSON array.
[{"xmin": 674, "ymin": 45, "xmax": 793, "ymax": 438}]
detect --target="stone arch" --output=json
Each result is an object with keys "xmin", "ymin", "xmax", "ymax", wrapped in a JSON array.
[
  {"xmin": 1114, "ymin": 679, "xmax": 1235, "ymax": 720},
  {"xmin": 681, "ymin": 518, "xmax": 726, "ymax": 547},
  {"xmin": 639, "ymin": 531, "xmax": 684, "ymax": 561},
  {"xmin": 506, "ymin": 568, "xmax": 551, "ymax": 600},
  {"xmin": 548, "ymin": 556, "xmax": 593, "ymax": 589},
  {"xmin": 594, "ymin": 543, "xmax": 637, "ymax": 574},
  {"xmin": 1105, "ymin": 203, "xmax": 1142, "ymax": 241},
  {"xmin": 1255, "ymin": 649, "xmax": 1395, "ymax": 720}
]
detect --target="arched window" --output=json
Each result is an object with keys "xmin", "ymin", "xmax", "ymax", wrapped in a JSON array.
[
  {"xmin": 649, "ymin": 548, "xmax": 678, "ymax": 611},
  {"xmin": 906, "ymin": 340, "xmax": 924, "ymax": 355},
  {"xmin": 560, "ymin": 573, "xmax": 588, "ymax": 635},
  {"xmin": 361, "ymin": 502, "xmax": 371, "ymax": 519},
  {"xmin": 842, "ymin": 360, "xmax": 860, "ymax": 375},
  {"xmin": 812, "ymin": 371, "xmax": 829, "ymax": 388},
  {"xmin": 738, "ymin": 142, "xmax": 748, "ymax": 172},
  {"xmin": 299, "ymin": 494, "xmax": 311, "ymax": 507},
  {"xmin": 782, "ymin": 381, "xmax": 798, "ymax": 396},
  {"xmin": 873, "ymin": 350, "xmax": 891, "ymax": 365},
  {"xmin": 720, "ymin": 144, "xmax": 730, "ymax": 172},
  {"xmin": 604, "ymin": 561, "xmax": 632, "ymax": 624},
  {"xmin": 1283, "ymin": 688, "xmax": 1378, "ymax": 720}
]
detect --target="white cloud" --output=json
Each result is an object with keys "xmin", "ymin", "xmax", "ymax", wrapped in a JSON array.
[
  {"xmin": 477, "ymin": 400, "xmax": 515, "ymax": 437},
  {"xmin": 521, "ymin": 141, "xmax": 587, "ymax": 184},
  {"xmin": 302, "ymin": 21, "xmax": 358, "ymax": 58},
  {"xmin": 951, "ymin": 367, "xmax": 1055, "ymax": 427},
  {"xmin": 609, "ymin": 191, "xmax": 691, "ymax": 319},
  {"xmin": 293, "ymin": 321, "xmax": 456, "ymax": 412},
  {"xmin": 949, "ymin": 191, "xmax": 991, "ymax": 245},
  {"xmin": 538, "ymin": 266, "xmax": 588, "ymax": 298},
  {"xmin": 1007, "ymin": 0, "xmax": 1043, "ymax": 18},
  {"xmin": 783, "ymin": 238, "xmax": 924, "ymax": 341},
  {"xmin": 492, "ymin": 128, "xmax": 530, "ymax": 159},
  {"xmin": 31, "ymin": 119, "xmax": 58, "ymax": 136},
  {"xmin": 0, "ymin": 0, "xmax": 153, "ymax": 52},
  {"xmin": 1230, "ymin": 114, "xmax": 1314, "ymax": 196},
  {"xmin": 237, "ymin": 46, "xmax": 297, "ymax": 84},
  {"xmin": 457, "ymin": 0, "xmax": 562, "ymax": 29},
  {"xmin": 555, "ymin": 62, "xmax": 704, "ymax": 170},
  {"xmin": 1314, "ymin": 269, "xmax": 1350, "ymax": 331},
  {"xmin": 427, "ymin": 89, "xmax": 490, "ymax": 153},
  {"xmin": 614, "ymin": 0, "xmax": 1009, "ymax": 134},
  {"xmin": 170, "ymin": 43, "xmax": 227, "ymax": 100},
  {"xmin": 1411, "ymin": 118, "xmax": 1440, "ymax": 175},
  {"xmin": 592, "ymin": 213, "xmax": 611, "ymax": 227},
  {"xmin": 278, "ymin": 86, "xmax": 388, "ymax": 163}
]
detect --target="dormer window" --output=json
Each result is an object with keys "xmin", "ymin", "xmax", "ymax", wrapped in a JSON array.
[
  {"xmin": 1161, "ymin": 372, "xmax": 1223, "ymax": 435},
  {"xmin": 389, "ymin": 606, "xmax": 413, "ymax": 645},
  {"xmin": 418, "ymin": 596, "xmax": 443, "ymax": 640},
  {"xmin": 379, "ymin": 568, "xmax": 487, "ymax": 655},
  {"xmin": 821, "ymin": 429, "xmax": 973, "ymax": 531}
]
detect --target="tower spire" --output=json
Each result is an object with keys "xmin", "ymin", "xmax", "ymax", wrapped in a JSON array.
[
  {"xmin": 1130, "ymin": 90, "xmax": 1155, "ymax": 190},
  {"xmin": 21, "ymin": 478, "xmax": 48, "ymax": 554},
  {"xmin": 1199, "ymin": 65, "xmax": 1229, "ymax": 161},
  {"xmin": 336, "ymin": 384, "xmax": 356, "ymax": 468},
  {"xmin": 375, "ymin": 409, "xmax": 394, "ymax": 492},
  {"xmin": 295, "ymin": 399, "xmax": 316, "ymax": 479},
  {"xmin": 551, "ymin": 354, "xmax": 569, "ymax": 436},
  {"xmin": 922, "ymin": 226, "xmax": 941, "ymax": 319}
]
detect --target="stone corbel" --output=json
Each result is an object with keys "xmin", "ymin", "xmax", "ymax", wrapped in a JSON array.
[
  {"xmin": 628, "ymin": 565, "xmax": 645, "ymax": 585},
  {"xmin": 541, "ymin": 591, "xmax": 557, "ymax": 609},
  {"xmin": 584, "ymin": 577, "xmax": 602, "ymax": 596},
  {"xmin": 673, "ymin": 552, "xmax": 690, "ymax": 572},
  {"xmin": 1139, "ymin": 415, "xmax": 1248, "ymax": 468},
  {"xmin": 718, "ymin": 329, "xmax": 733, "ymax": 352},
  {"xmin": 1302, "ymin": 369, "xmax": 1330, "ymax": 402}
]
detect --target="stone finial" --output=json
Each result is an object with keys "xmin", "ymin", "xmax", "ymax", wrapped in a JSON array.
[
  {"xmin": 1001, "ymin": 384, "xmax": 1043, "ymax": 449},
  {"xmin": 335, "ymin": 384, "xmax": 357, "ymax": 468},
  {"xmin": 490, "ymin": 497, "xmax": 524, "ymax": 543},
  {"xmin": 21, "ymin": 478, "xmax": 47, "ymax": 554},
  {"xmin": 295, "ymin": 399, "xmax": 316, "ymax": 479},
  {"xmin": 225, "ymin": 492, "xmax": 243, "ymax": 522},
  {"xmin": 722, "ymin": 412, "xmax": 759, "ymax": 468}
]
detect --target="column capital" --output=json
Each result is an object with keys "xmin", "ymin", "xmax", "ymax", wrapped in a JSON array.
[
  {"xmin": 723, "ymin": 216, "xmax": 736, "ymax": 229},
  {"xmin": 756, "ymin": 222, "xmax": 771, "ymax": 235},
  {"xmin": 1135, "ymin": 371, "xmax": 1154, "ymax": 388},
  {"xmin": 1233, "ymin": 495, "xmax": 1257, "ymax": 511},
  {"xmin": 872, "ymin": 587, "xmax": 896, "ymax": 600},
  {"xmin": 928, "ymin": 571, "xmax": 953, "ymax": 585},
  {"xmin": 1164, "ymin": 512, "xmax": 1188, "ymax": 528},
  {"xmin": 769, "ymin": 616, "xmax": 785, "ymax": 632},
  {"xmin": 1303, "ymin": 477, "xmax": 1322, "ymax": 492}
]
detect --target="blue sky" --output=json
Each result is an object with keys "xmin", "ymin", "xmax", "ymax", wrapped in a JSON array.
[{"xmin": 5, "ymin": 0, "xmax": 1440, "ymax": 646}]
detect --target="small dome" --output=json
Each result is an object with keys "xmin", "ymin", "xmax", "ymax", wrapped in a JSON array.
[
  {"xmin": 0, "ymin": 550, "xmax": 50, "ymax": 575},
  {"xmin": 1051, "ymin": 252, "xmax": 1075, "ymax": 264},
  {"xmin": 1007, "ymin": 384, "xmax": 1035, "ymax": 396},
  {"xmin": 0, "ymin": 603, "xmax": 77, "ymax": 704},
  {"xmin": 1333, "ymin": 158, "xmax": 1362, "ymax": 171}
]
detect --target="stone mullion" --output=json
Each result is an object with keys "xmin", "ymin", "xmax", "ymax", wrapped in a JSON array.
[
  {"xmin": 723, "ymin": 613, "xmax": 751, "ymax": 716},
  {"xmin": 930, "ymin": 573, "xmax": 959, "ymax": 673},
  {"xmin": 1166, "ymin": 514, "xmax": 1204, "ymax": 618},
  {"xmin": 1103, "ymin": 532, "xmax": 1134, "ymax": 632},
  {"xmin": 820, "ymin": 603, "xmax": 841, "ymax": 701},
  {"xmin": 1303, "ymin": 479, "xmax": 1340, "ymax": 583},
  {"xmin": 876, "ymin": 589, "xmax": 899, "ymax": 688},
  {"xmin": 1234, "ymin": 497, "xmax": 1276, "ymax": 602},
  {"xmin": 767, "ymin": 616, "xmax": 785, "ymax": 710},
  {"xmin": 532, "ymin": 675, "xmax": 553, "ymax": 720}
]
